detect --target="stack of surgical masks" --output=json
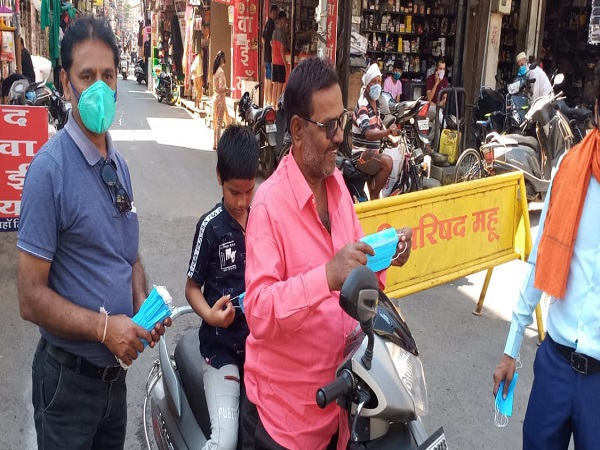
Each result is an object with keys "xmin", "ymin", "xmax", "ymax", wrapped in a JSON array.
[
  {"xmin": 132, "ymin": 285, "xmax": 173, "ymax": 348},
  {"xmin": 360, "ymin": 228, "xmax": 400, "ymax": 273}
]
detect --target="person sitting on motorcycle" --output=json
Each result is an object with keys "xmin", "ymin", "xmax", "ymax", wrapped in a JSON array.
[
  {"xmin": 185, "ymin": 125, "xmax": 259, "ymax": 450},
  {"xmin": 516, "ymin": 51, "xmax": 552, "ymax": 103},
  {"xmin": 351, "ymin": 63, "xmax": 395, "ymax": 200}
]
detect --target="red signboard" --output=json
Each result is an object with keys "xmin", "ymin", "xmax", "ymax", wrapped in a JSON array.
[
  {"xmin": 232, "ymin": 0, "xmax": 259, "ymax": 98},
  {"xmin": 325, "ymin": 0, "xmax": 338, "ymax": 62},
  {"xmin": 0, "ymin": 106, "xmax": 49, "ymax": 232}
]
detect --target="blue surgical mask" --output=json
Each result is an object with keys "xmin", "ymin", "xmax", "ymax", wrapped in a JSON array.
[
  {"xmin": 517, "ymin": 66, "xmax": 527, "ymax": 77},
  {"xmin": 70, "ymin": 80, "xmax": 117, "ymax": 134},
  {"xmin": 494, "ymin": 372, "xmax": 519, "ymax": 427},
  {"xmin": 393, "ymin": 72, "xmax": 401, "ymax": 81},
  {"xmin": 369, "ymin": 84, "xmax": 382, "ymax": 101},
  {"xmin": 360, "ymin": 228, "xmax": 399, "ymax": 272}
]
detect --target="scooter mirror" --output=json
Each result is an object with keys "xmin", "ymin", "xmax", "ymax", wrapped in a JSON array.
[
  {"xmin": 554, "ymin": 73, "xmax": 565, "ymax": 86},
  {"xmin": 339, "ymin": 266, "xmax": 379, "ymax": 325}
]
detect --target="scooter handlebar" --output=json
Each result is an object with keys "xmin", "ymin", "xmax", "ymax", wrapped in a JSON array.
[{"xmin": 316, "ymin": 369, "xmax": 354, "ymax": 409}]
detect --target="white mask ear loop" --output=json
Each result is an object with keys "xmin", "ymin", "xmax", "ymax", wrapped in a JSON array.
[{"xmin": 391, "ymin": 233, "xmax": 409, "ymax": 261}]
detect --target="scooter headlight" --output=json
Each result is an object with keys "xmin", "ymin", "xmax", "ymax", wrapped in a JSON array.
[{"xmin": 385, "ymin": 341, "xmax": 428, "ymax": 417}]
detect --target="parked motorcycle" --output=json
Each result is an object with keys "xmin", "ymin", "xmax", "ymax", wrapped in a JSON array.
[
  {"xmin": 155, "ymin": 63, "xmax": 179, "ymax": 106},
  {"xmin": 556, "ymin": 99, "xmax": 593, "ymax": 144},
  {"xmin": 337, "ymin": 93, "xmax": 435, "ymax": 202},
  {"xmin": 142, "ymin": 266, "xmax": 445, "ymax": 450},
  {"xmin": 471, "ymin": 75, "xmax": 535, "ymax": 149},
  {"xmin": 135, "ymin": 58, "xmax": 148, "ymax": 85},
  {"xmin": 8, "ymin": 78, "xmax": 70, "ymax": 134},
  {"xmin": 238, "ymin": 83, "xmax": 277, "ymax": 178},
  {"xmin": 455, "ymin": 74, "xmax": 573, "ymax": 201},
  {"xmin": 318, "ymin": 265, "xmax": 445, "ymax": 449}
]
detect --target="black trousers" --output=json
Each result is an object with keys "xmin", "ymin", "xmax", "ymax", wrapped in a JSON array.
[{"xmin": 240, "ymin": 392, "xmax": 339, "ymax": 450}]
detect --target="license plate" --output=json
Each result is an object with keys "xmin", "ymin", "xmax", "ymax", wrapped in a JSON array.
[
  {"xmin": 418, "ymin": 120, "xmax": 429, "ymax": 131},
  {"xmin": 266, "ymin": 124, "xmax": 277, "ymax": 133},
  {"xmin": 417, "ymin": 428, "xmax": 448, "ymax": 450}
]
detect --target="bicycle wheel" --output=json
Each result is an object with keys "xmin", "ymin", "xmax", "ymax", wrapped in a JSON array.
[{"xmin": 454, "ymin": 148, "xmax": 484, "ymax": 183}]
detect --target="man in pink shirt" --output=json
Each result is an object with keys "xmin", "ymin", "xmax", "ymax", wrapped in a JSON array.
[{"xmin": 242, "ymin": 56, "xmax": 413, "ymax": 450}]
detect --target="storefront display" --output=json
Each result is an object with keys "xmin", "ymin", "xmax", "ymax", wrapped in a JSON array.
[
  {"xmin": 496, "ymin": 0, "xmax": 520, "ymax": 83},
  {"xmin": 359, "ymin": 0, "xmax": 458, "ymax": 83},
  {"xmin": 541, "ymin": 0, "xmax": 598, "ymax": 106}
]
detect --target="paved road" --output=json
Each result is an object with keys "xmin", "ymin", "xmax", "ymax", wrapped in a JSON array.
[{"xmin": 0, "ymin": 73, "xmax": 558, "ymax": 449}]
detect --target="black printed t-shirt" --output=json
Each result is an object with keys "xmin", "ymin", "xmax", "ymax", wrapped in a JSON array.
[{"xmin": 187, "ymin": 201, "xmax": 248, "ymax": 368}]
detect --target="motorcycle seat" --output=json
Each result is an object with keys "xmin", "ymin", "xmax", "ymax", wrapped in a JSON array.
[
  {"xmin": 562, "ymin": 106, "xmax": 592, "ymax": 121},
  {"xmin": 173, "ymin": 331, "xmax": 212, "ymax": 438}
]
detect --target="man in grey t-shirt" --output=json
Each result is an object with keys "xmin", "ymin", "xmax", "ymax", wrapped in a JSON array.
[{"xmin": 17, "ymin": 17, "xmax": 169, "ymax": 449}]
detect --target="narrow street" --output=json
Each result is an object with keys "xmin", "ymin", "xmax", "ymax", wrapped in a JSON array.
[{"xmin": 0, "ymin": 74, "xmax": 560, "ymax": 450}]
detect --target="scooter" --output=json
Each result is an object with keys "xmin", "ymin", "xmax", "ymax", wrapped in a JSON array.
[
  {"xmin": 155, "ymin": 62, "xmax": 179, "ymax": 106},
  {"xmin": 143, "ymin": 266, "xmax": 445, "ymax": 450},
  {"xmin": 322, "ymin": 265, "xmax": 446, "ymax": 449},
  {"xmin": 135, "ymin": 58, "xmax": 148, "ymax": 85},
  {"xmin": 462, "ymin": 74, "xmax": 573, "ymax": 201},
  {"xmin": 8, "ymin": 78, "xmax": 70, "ymax": 135},
  {"xmin": 120, "ymin": 53, "xmax": 130, "ymax": 80},
  {"xmin": 238, "ymin": 83, "xmax": 277, "ymax": 178}
]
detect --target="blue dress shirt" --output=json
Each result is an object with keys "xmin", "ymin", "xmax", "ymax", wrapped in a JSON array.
[{"xmin": 505, "ymin": 175, "xmax": 600, "ymax": 360}]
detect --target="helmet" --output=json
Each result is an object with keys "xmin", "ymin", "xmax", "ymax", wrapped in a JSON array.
[
  {"xmin": 445, "ymin": 114, "xmax": 463, "ymax": 131},
  {"xmin": 8, "ymin": 79, "xmax": 29, "ymax": 105}
]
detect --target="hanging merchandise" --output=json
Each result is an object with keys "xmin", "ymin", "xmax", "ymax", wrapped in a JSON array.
[
  {"xmin": 1, "ymin": 31, "xmax": 15, "ymax": 62},
  {"xmin": 171, "ymin": 14, "xmax": 184, "ymax": 78},
  {"xmin": 591, "ymin": 0, "xmax": 600, "ymax": 44}
]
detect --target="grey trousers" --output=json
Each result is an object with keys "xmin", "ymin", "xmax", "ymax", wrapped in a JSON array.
[{"xmin": 201, "ymin": 359, "xmax": 242, "ymax": 450}]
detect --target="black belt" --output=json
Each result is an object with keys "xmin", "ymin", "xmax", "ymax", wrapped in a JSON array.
[
  {"xmin": 41, "ymin": 337, "xmax": 123, "ymax": 382},
  {"xmin": 547, "ymin": 334, "xmax": 600, "ymax": 375}
]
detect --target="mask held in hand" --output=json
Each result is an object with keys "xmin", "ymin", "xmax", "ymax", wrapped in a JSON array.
[{"xmin": 360, "ymin": 227, "xmax": 399, "ymax": 273}]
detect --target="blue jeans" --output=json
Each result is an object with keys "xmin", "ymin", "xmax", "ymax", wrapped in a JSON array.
[
  {"xmin": 32, "ymin": 338, "xmax": 127, "ymax": 450},
  {"xmin": 523, "ymin": 335, "xmax": 600, "ymax": 450}
]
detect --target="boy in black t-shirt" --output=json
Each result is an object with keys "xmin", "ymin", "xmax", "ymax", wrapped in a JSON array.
[{"xmin": 185, "ymin": 125, "xmax": 259, "ymax": 450}]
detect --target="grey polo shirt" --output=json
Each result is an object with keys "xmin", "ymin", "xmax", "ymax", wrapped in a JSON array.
[{"xmin": 17, "ymin": 114, "xmax": 139, "ymax": 367}]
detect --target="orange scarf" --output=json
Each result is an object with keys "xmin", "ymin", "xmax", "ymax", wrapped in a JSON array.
[{"xmin": 534, "ymin": 130, "xmax": 600, "ymax": 299}]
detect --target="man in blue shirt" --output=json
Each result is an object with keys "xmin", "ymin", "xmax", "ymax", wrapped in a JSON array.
[
  {"xmin": 493, "ymin": 67, "xmax": 600, "ymax": 449},
  {"xmin": 17, "ymin": 17, "xmax": 168, "ymax": 449}
]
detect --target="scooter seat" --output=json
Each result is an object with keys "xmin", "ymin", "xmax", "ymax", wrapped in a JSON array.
[
  {"xmin": 174, "ymin": 331, "xmax": 212, "ymax": 438},
  {"xmin": 557, "ymin": 100, "xmax": 592, "ymax": 121},
  {"xmin": 501, "ymin": 134, "xmax": 539, "ymax": 152}
]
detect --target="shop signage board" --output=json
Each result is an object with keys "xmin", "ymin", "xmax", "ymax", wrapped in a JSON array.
[
  {"xmin": 232, "ymin": 0, "xmax": 259, "ymax": 98},
  {"xmin": 324, "ymin": 0, "xmax": 338, "ymax": 62},
  {"xmin": 0, "ymin": 106, "xmax": 48, "ymax": 232}
]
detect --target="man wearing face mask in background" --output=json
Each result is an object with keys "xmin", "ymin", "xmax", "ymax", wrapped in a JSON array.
[
  {"xmin": 351, "ymin": 63, "xmax": 395, "ymax": 200},
  {"xmin": 516, "ymin": 51, "xmax": 552, "ymax": 103},
  {"xmin": 426, "ymin": 58, "xmax": 448, "ymax": 106},
  {"xmin": 17, "ymin": 16, "xmax": 170, "ymax": 449}
]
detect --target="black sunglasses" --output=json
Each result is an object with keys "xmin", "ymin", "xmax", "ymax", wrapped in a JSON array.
[
  {"xmin": 300, "ymin": 110, "xmax": 349, "ymax": 140},
  {"xmin": 101, "ymin": 160, "xmax": 132, "ymax": 213}
]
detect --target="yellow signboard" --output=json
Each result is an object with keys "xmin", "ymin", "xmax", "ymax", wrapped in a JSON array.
[{"xmin": 355, "ymin": 172, "xmax": 540, "ymax": 337}]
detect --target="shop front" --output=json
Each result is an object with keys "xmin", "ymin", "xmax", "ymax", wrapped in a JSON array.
[
  {"xmin": 492, "ymin": 0, "xmax": 598, "ymax": 107},
  {"xmin": 350, "ymin": 0, "xmax": 468, "ymax": 103},
  {"xmin": 221, "ymin": 0, "xmax": 340, "ymax": 102}
]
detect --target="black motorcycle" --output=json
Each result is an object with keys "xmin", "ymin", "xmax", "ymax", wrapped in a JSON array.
[
  {"xmin": 238, "ymin": 83, "xmax": 278, "ymax": 178},
  {"xmin": 155, "ymin": 63, "xmax": 178, "ymax": 106},
  {"xmin": 135, "ymin": 58, "xmax": 148, "ymax": 85},
  {"xmin": 8, "ymin": 79, "xmax": 70, "ymax": 132},
  {"xmin": 556, "ymin": 99, "xmax": 593, "ymax": 144}
]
